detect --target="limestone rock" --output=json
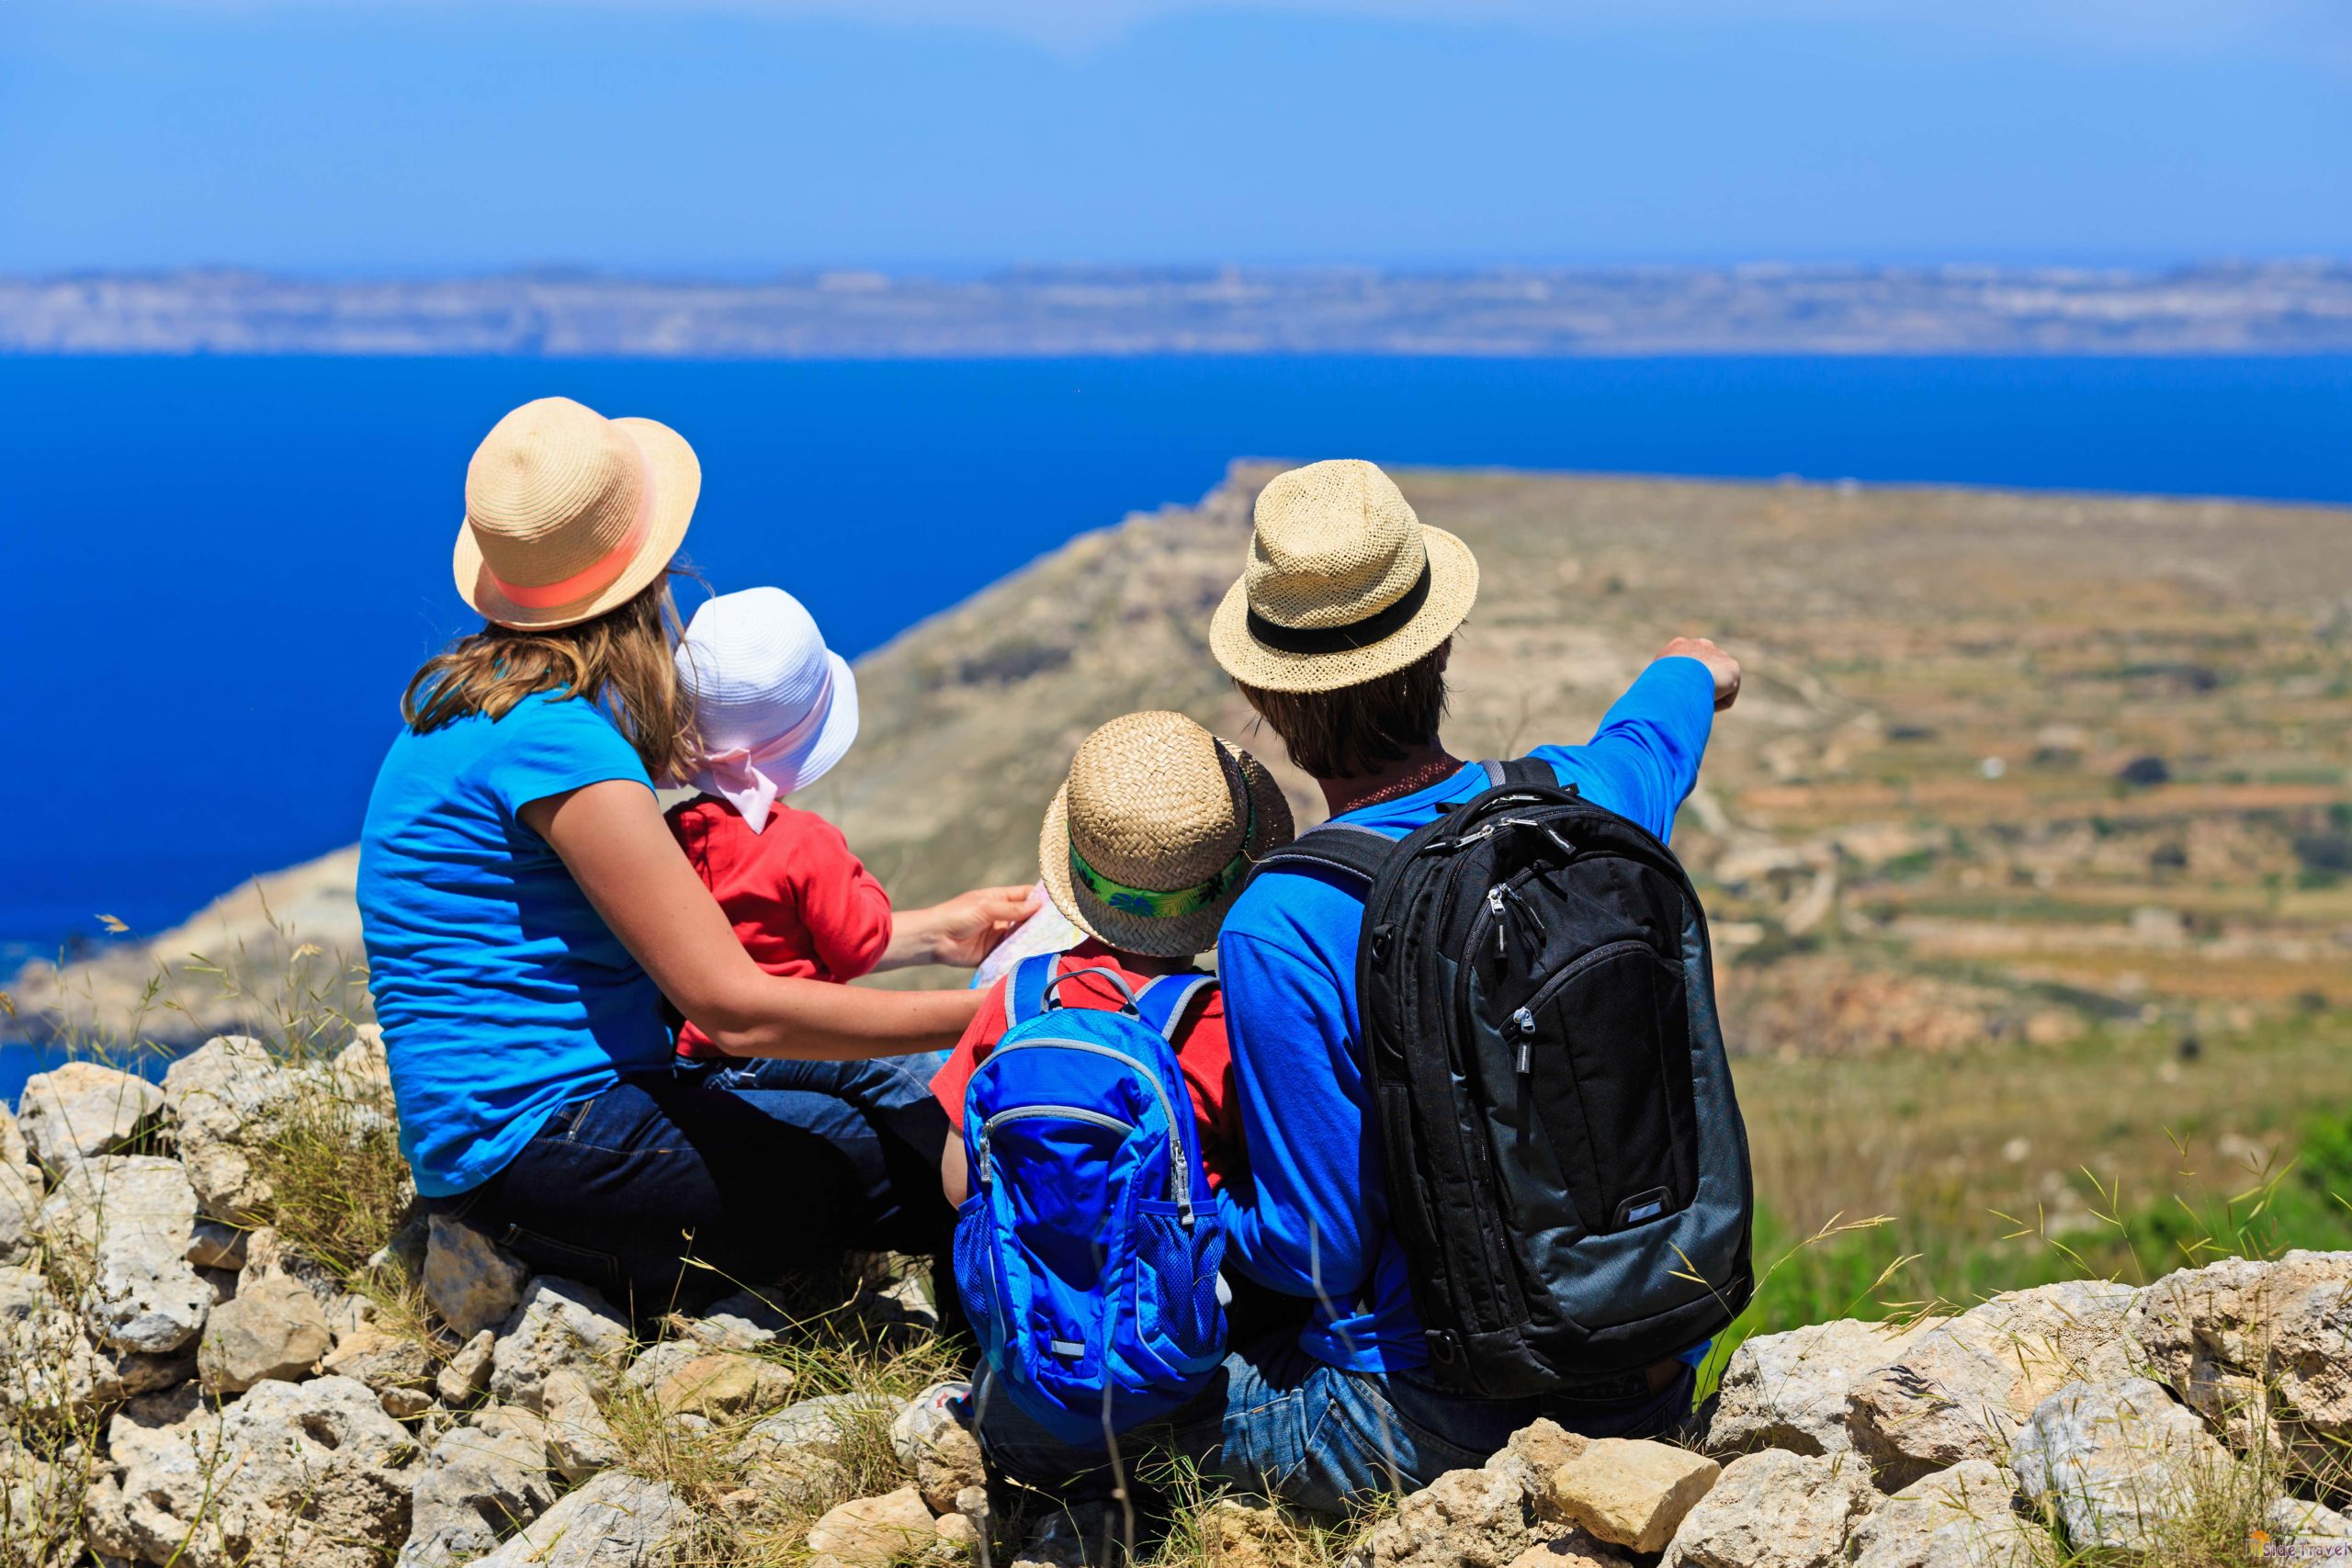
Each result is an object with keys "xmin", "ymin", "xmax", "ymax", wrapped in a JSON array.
[
  {"xmin": 2268, "ymin": 1497, "xmax": 2352, "ymax": 1540},
  {"xmin": 0, "ymin": 1263, "xmax": 192, "ymax": 1420},
  {"xmin": 1504, "ymin": 1536, "xmax": 1634, "ymax": 1568},
  {"xmin": 324, "ymin": 1320, "xmax": 435, "ymax": 1399},
  {"xmin": 1661, "ymin": 1449, "xmax": 1875, "ymax": 1568},
  {"xmin": 1549, "ymin": 1438, "xmax": 1720, "ymax": 1554},
  {"xmin": 38, "ymin": 1155, "xmax": 209, "ymax": 1355},
  {"xmin": 394, "ymin": 1418, "xmax": 558, "ymax": 1568},
  {"xmin": 1849, "ymin": 1460, "xmax": 2037, "ymax": 1568},
  {"xmin": 84, "ymin": 1386, "xmax": 223, "ymax": 1562},
  {"xmin": 1709, "ymin": 1317, "xmax": 1930, "ymax": 1456},
  {"xmin": 1360, "ymin": 1460, "xmax": 1539, "ymax": 1568},
  {"xmin": 0, "ymin": 1107, "xmax": 42, "ymax": 1265},
  {"xmin": 627, "ymin": 1340, "xmax": 797, "ymax": 1420},
  {"xmin": 17, "ymin": 1062, "xmax": 165, "ymax": 1170},
  {"xmin": 806, "ymin": 1484, "xmax": 936, "ymax": 1566},
  {"xmin": 489, "ymin": 1276, "xmax": 629, "ymax": 1413},
  {"xmin": 333, "ymin": 1029, "xmax": 393, "ymax": 1096},
  {"xmin": 199, "ymin": 1270, "xmax": 333, "ymax": 1392},
  {"xmin": 98, "ymin": 1374, "xmax": 416, "ymax": 1568},
  {"xmin": 380, "ymin": 1384, "xmax": 435, "ymax": 1418},
  {"xmin": 184, "ymin": 1219, "xmax": 245, "ymax": 1271},
  {"xmin": 2127, "ymin": 1249, "xmax": 2352, "ymax": 1455},
  {"xmin": 935, "ymin": 1508, "xmax": 981, "ymax": 1554},
  {"xmin": 730, "ymin": 1393, "xmax": 889, "ymax": 1500},
  {"xmin": 422, "ymin": 1213, "xmax": 530, "ymax": 1337},
  {"xmin": 892, "ymin": 1386, "xmax": 988, "ymax": 1513},
  {"xmin": 1847, "ymin": 1280, "xmax": 2141, "ymax": 1485},
  {"xmin": 0, "ymin": 1156, "xmax": 40, "ymax": 1266},
  {"xmin": 2010, "ymin": 1376, "xmax": 2232, "ymax": 1552},
  {"xmin": 1497, "ymin": 1419, "xmax": 1589, "ymax": 1519},
  {"xmin": 435, "ymin": 1327, "xmax": 495, "ymax": 1404},
  {"xmin": 669, "ymin": 1288, "xmax": 791, "ymax": 1350},
  {"xmin": 163, "ymin": 1034, "xmax": 291, "ymax": 1222},
  {"xmin": 541, "ymin": 1366, "xmax": 622, "ymax": 1483},
  {"xmin": 0, "ymin": 1101, "xmax": 33, "ymax": 1170},
  {"xmin": 474, "ymin": 1470, "xmax": 688, "ymax": 1566},
  {"xmin": 164, "ymin": 1033, "xmax": 403, "ymax": 1225}
]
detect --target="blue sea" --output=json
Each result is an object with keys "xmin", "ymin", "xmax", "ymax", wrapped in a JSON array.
[{"xmin": 4, "ymin": 353, "xmax": 2349, "ymax": 967}]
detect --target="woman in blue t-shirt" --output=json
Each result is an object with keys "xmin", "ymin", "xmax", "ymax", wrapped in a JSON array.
[{"xmin": 359, "ymin": 397, "xmax": 1030, "ymax": 1315}]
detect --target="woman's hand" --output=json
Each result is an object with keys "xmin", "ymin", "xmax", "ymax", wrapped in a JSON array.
[
  {"xmin": 877, "ymin": 885, "xmax": 1041, "ymax": 972},
  {"xmin": 521, "ymin": 781, "xmax": 982, "ymax": 1059}
]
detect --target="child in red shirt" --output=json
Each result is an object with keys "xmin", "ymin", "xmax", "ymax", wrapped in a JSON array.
[
  {"xmin": 933, "ymin": 710, "xmax": 1295, "ymax": 1207},
  {"xmin": 666, "ymin": 587, "xmax": 1033, "ymax": 1129}
]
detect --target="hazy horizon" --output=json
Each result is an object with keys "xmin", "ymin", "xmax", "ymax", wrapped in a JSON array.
[{"xmin": 4, "ymin": 1, "xmax": 2345, "ymax": 276}]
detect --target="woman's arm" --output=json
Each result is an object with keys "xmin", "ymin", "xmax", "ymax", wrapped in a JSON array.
[
  {"xmin": 870, "ymin": 886, "xmax": 1042, "ymax": 974},
  {"xmin": 522, "ymin": 781, "xmax": 980, "ymax": 1059}
]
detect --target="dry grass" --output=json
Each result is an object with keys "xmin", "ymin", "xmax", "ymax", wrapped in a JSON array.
[{"xmin": 244, "ymin": 1070, "xmax": 413, "ymax": 1278}]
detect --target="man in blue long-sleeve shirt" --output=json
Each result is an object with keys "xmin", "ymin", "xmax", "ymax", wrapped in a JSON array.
[{"xmin": 973, "ymin": 459, "xmax": 1740, "ymax": 1514}]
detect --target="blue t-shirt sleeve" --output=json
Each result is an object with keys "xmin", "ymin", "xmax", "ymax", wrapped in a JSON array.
[
  {"xmin": 1213, "ymin": 927, "xmax": 1374, "ymax": 1303},
  {"xmin": 1531, "ymin": 656, "xmax": 1716, "ymax": 843},
  {"xmin": 481, "ymin": 696, "xmax": 656, "ymax": 821}
]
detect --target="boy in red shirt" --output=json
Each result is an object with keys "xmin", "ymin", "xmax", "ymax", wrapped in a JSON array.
[
  {"xmin": 666, "ymin": 586, "xmax": 1033, "ymax": 1153},
  {"xmin": 933, "ymin": 710, "xmax": 1295, "ymax": 1217}
]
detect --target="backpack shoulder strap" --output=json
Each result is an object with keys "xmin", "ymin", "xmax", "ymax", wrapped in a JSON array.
[
  {"xmin": 1003, "ymin": 952, "xmax": 1059, "ymax": 1029},
  {"xmin": 1132, "ymin": 973, "xmax": 1214, "ymax": 1043},
  {"xmin": 1245, "ymin": 820, "xmax": 1395, "ymax": 892},
  {"xmin": 1497, "ymin": 755, "xmax": 1561, "ymax": 790}
]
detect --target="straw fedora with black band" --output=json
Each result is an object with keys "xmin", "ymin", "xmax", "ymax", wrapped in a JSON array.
[
  {"xmin": 1209, "ymin": 458, "xmax": 1479, "ymax": 694},
  {"xmin": 456, "ymin": 396, "xmax": 702, "ymax": 631},
  {"xmin": 1038, "ymin": 712, "xmax": 1295, "ymax": 959}
]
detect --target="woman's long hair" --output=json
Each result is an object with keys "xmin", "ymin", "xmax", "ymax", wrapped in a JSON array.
[{"xmin": 401, "ymin": 572, "xmax": 701, "ymax": 784}]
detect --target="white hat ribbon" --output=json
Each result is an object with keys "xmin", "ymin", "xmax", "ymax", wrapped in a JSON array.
[{"xmin": 687, "ymin": 660, "xmax": 835, "ymax": 833}]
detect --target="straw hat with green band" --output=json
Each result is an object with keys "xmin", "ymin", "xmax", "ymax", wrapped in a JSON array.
[{"xmin": 1039, "ymin": 711, "xmax": 1296, "ymax": 958}]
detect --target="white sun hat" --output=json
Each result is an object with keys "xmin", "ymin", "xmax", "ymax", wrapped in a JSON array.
[{"xmin": 674, "ymin": 587, "xmax": 860, "ymax": 831}]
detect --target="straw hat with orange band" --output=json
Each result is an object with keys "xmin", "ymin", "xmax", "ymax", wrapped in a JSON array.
[{"xmin": 456, "ymin": 396, "xmax": 702, "ymax": 631}]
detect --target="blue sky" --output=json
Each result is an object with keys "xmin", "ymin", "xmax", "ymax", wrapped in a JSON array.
[{"xmin": 1, "ymin": 0, "xmax": 2346, "ymax": 273}]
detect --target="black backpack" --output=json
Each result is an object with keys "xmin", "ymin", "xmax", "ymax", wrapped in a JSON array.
[{"xmin": 1248, "ymin": 758, "xmax": 1754, "ymax": 1397}]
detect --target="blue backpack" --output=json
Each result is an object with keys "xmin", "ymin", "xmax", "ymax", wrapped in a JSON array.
[{"xmin": 951, "ymin": 953, "xmax": 1227, "ymax": 1446}]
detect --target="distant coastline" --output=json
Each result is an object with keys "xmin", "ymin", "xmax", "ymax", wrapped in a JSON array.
[{"xmin": 5, "ymin": 261, "xmax": 2349, "ymax": 358}]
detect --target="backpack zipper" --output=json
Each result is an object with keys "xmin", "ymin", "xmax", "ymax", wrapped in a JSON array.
[
  {"xmin": 974, "ymin": 1103, "xmax": 1134, "ymax": 1195},
  {"xmin": 1510, "ymin": 1007, "xmax": 1537, "ymax": 1075},
  {"xmin": 980, "ymin": 1036, "xmax": 1196, "ymax": 1225}
]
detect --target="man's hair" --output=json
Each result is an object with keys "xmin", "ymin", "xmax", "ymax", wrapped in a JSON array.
[{"xmin": 1235, "ymin": 644, "xmax": 1451, "ymax": 780}]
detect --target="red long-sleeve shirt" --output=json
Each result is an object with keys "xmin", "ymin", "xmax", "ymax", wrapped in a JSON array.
[{"xmin": 664, "ymin": 794, "xmax": 893, "ymax": 1059}]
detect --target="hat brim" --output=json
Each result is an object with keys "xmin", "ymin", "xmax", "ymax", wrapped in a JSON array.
[
  {"xmin": 1207, "ymin": 524, "xmax": 1479, "ymax": 694},
  {"xmin": 453, "ymin": 415, "xmax": 701, "ymax": 631},
  {"xmin": 763, "ymin": 651, "xmax": 862, "ymax": 797},
  {"xmin": 1037, "ymin": 742, "xmax": 1295, "ymax": 959}
]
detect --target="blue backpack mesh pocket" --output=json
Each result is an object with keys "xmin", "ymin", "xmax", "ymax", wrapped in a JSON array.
[
  {"xmin": 1128, "ymin": 1201, "xmax": 1225, "ymax": 1371},
  {"xmin": 951, "ymin": 1195, "xmax": 1000, "ymax": 1339}
]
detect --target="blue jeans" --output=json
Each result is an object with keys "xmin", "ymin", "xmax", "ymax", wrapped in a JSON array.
[
  {"xmin": 972, "ymin": 1326, "xmax": 1702, "ymax": 1517},
  {"xmin": 678, "ymin": 1048, "xmax": 953, "ymax": 1159},
  {"xmin": 430, "ymin": 1055, "xmax": 954, "ymax": 1320}
]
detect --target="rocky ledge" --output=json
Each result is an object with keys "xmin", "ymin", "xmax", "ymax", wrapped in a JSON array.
[{"xmin": 3, "ymin": 1035, "xmax": 2346, "ymax": 1567}]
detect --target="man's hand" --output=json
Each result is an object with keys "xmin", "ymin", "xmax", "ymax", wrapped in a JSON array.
[
  {"xmin": 1660, "ymin": 637, "xmax": 1742, "ymax": 711},
  {"xmin": 906, "ymin": 885, "xmax": 1042, "ymax": 968}
]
